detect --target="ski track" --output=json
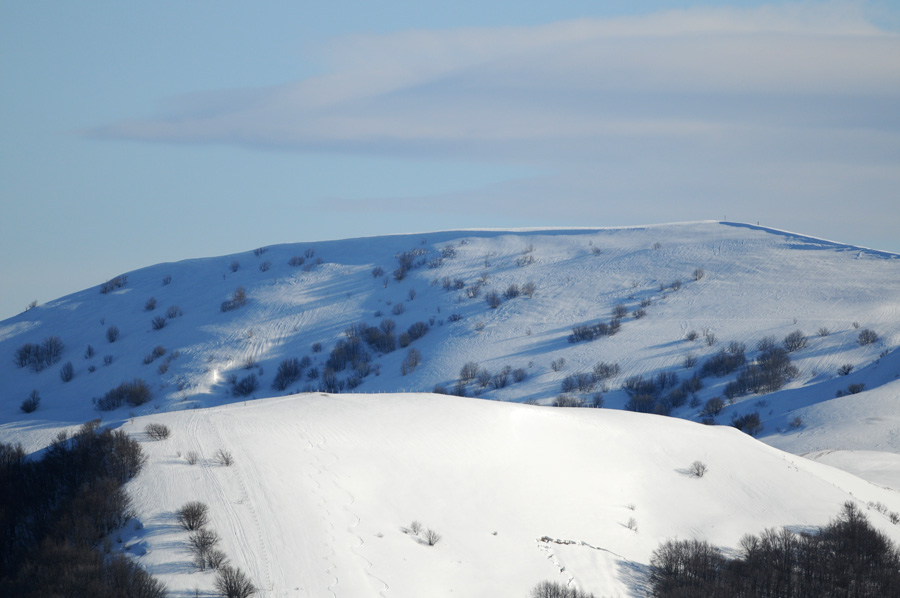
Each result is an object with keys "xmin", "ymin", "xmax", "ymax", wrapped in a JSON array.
[{"xmin": 188, "ymin": 411, "xmax": 275, "ymax": 596}]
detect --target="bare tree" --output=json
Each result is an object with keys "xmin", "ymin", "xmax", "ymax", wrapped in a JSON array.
[
  {"xmin": 177, "ymin": 501, "xmax": 209, "ymax": 531},
  {"xmin": 215, "ymin": 565, "xmax": 257, "ymax": 598}
]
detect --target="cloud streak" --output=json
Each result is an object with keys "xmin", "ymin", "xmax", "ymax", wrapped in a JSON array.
[
  {"xmin": 87, "ymin": 2, "xmax": 900, "ymax": 245},
  {"xmin": 89, "ymin": 3, "xmax": 900, "ymax": 153}
]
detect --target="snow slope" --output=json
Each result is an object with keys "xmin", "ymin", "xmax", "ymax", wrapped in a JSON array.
[
  {"xmin": 120, "ymin": 392, "xmax": 900, "ymax": 597},
  {"xmin": 1, "ymin": 221, "xmax": 898, "ymax": 458},
  {"xmin": 3, "ymin": 221, "xmax": 900, "ymax": 596}
]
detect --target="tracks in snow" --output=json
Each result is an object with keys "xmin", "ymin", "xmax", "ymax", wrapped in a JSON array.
[
  {"xmin": 186, "ymin": 411, "xmax": 275, "ymax": 595},
  {"xmin": 305, "ymin": 427, "xmax": 390, "ymax": 597}
]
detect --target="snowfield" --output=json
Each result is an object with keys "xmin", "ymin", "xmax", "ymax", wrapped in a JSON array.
[
  {"xmin": 123, "ymin": 393, "xmax": 900, "ymax": 597},
  {"xmin": 2, "ymin": 221, "xmax": 900, "ymax": 596}
]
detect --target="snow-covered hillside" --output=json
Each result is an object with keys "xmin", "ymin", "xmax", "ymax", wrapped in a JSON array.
[
  {"xmin": 2, "ymin": 221, "xmax": 898, "ymax": 458},
  {"xmin": 3, "ymin": 221, "xmax": 900, "ymax": 597},
  {"xmin": 121, "ymin": 392, "xmax": 900, "ymax": 597}
]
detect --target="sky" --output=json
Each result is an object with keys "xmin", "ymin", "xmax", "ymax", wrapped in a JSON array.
[{"xmin": 1, "ymin": 1, "xmax": 898, "ymax": 321}]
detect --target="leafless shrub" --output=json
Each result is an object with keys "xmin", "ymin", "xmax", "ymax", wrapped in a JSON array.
[
  {"xmin": 486, "ymin": 291, "xmax": 502, "ymax": 308},
  {"xmin": 188, "ymin": 528, "xmax": 220, "ymax": 558},
  {"xmin": 259, "ymin": 260, "xmax": 271, "ymax": 272},
  {"xmin": 166, "ymin": 305, "xmax": 182, "ymax": 319},
  {"xmin": 145, "ymin": 423, "xmax": 171, "ymax": 440},
  {"xmin": 423, "ymin": 528, "xmax": 442, "ymax": 546},
  {"xmin": 550, "ymin": 358, "xmax": 566, "ymax": 372},
  {"xmin": 176, "ymin": 501, "xmax": 209, "ymax": 531},
  {"xmin": 838, "ymin": 363, "xmax": 854, "ymax": 376},
  {"xmin": 151, "ymin": 316, "xmax": 167, "ymax": 330},
  {"xmin": 789, "ymin": 416, "xmax": 803, "ymax": 429},
  {"xmin": 229, "ymin": 260, "xmax": 240, "ymax": 272},
  {"xmin": 95, "ymin": 378, "xmax": 152, "ymax": 410},
  {"xmin": 409, "ymin": 520, "xmax": 423, "ymax": 535},
  {"xmin": 221, "ymin": 286, "xmax": 248, "ymax": 312},
  {"xmin": 289, "ymin": 256, "xmax": 305, "ymax": 267},
  {"xmin": 215, "ymin": 565, "xmax": 257, "ymax": 598},
  {"xmin": 144, "ymin": 297, "xmax": 157, "ymax": 311},
  {"xmin": 100, "ymin": 274, "xmax": 128, "ymax": 294},
  {"xmin": 700, "ymin": 397, "xmax": 724, "ymax": 417},
  {"xmin": 783, "ymin": 330, "xmax": 808, "ymax": 352},
  {"xmin": 530, "ymin": 580, "xmax": 596, "ymax": 598},
  {"xmin": 253, "ymin": 246, "xmax": 268, "ymax": 257},
  {"xmin": 613, "ymin": 304, "xmax": 628, "ymax": 318},
  {"xmin": 162, "ymin": 274, "xmax": 172, "ymax": 285},
  {"xmin": 60, "ymin": 360, "xmax": 74, "ymax": 382},
  {"xmin": 204, "ymin": 548, "xmax": 229, "ymax": 571},
  {"xmin": 186, "ymin": 451, "xmax": 200, "ymax": 465},
  {"xmin": 817, "ymin": 327, "xmax": 830, "ymax": 337},
  {"xmin": 401, "ymin": 348, "xmax": 421, "ymax": 375},
  {"xmin": 693, "ymin": 268, "xmax": 705, "ymax": 281},
  {"xmin": 686, "ymin": 330, "xmax": 698, "ymax": 342},
  {"xmin": 683, "ymin": 353, "xmax": 698, "ymax": 369},
  {"xmin": 690, "ymin": 461, "xmax": 708, "ymax": 478},
  {"xmin": 858, "ymin": 328, "xmax": 878, "ymax": 346},
  {"xmin": 21, "ymin": 389, "xmax": 41, "ymax": 413},
  {"xmin": 106, "ymin": 325, "xmax": 120, "ymax": 343},
  {"xmin": 213, "ymin": 449, "xmax": 234, "ymax": 466}
]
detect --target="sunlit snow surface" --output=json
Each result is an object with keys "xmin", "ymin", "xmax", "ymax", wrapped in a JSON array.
[{"xmin": 2, "ymin": 221, "xmax": 899, "ymax": 596}]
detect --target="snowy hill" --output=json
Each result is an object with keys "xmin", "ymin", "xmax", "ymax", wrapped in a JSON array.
[
  {"xmin": 3, "ymin": 220, "xmax": 900, "ymax": 596},
  {"xmin": 2, "ymin": 221, "xmax": 898, "ymax": 458},
  {"xmin": 121, "ymin": 392, "xmax": 900, "ymax": 597}
]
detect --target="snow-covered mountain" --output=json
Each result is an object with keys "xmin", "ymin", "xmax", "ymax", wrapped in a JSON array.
[
  {"xmin": 2, "ymin": 221, "xmax": 897, "ymax": 454},
  {"xmin": 2, "ymin": 220, "xmax": 899, "ymax": 596}
]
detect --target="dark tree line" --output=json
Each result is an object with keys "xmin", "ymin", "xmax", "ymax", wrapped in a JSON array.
[
  {"xmin": 0, "ymin": 420, "xmax": 166, "ymax": 597},
  {"xmin": 650, "ymin": 502, "xmax": 900, "ymax": 598}
]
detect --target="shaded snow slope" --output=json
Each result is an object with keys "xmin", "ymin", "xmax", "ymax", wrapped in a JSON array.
[
  {"xmin": 2, "ymin": 221, "xmax": 898, "ymax": 457},
  {"xmin": 121, "ymin": 393, "xmax": 900, "ymax": 598}
]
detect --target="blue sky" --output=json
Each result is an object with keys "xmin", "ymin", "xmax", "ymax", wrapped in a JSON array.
[{"xmin": 1, "ymin": 1, "xmax": 898, "ymax": 320}]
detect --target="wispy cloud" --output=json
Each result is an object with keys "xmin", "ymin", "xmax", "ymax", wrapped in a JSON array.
[
  {"xmin": 87, "ymin": 3, "xmax": 900, "ymax": 241},
  {"xmin": 89, "ymin": 3, "xmax": 899, "ymax": 153}
]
